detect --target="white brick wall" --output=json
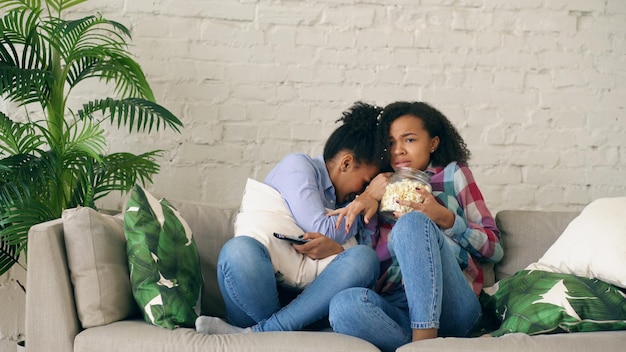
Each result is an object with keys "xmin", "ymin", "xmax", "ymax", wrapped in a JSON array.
[
  {"xmin": 101, "ymin": 0, "xmax": 626, "ymax": 213},
  {"xmin": 1, "ymin": 0, "xmax": 625, "ymax": 349}
]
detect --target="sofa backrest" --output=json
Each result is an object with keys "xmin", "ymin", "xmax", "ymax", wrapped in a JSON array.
[
  {"xmin": 170, "ymin": 200, "xmax": 238, "ymax": 318},
  {"xmin": 172, "ymin": 200, "xmax": 580, "ymax": 316},
  {"xmin": 494, "ymin": 210, "xmax": 579, "ymax": 282}
]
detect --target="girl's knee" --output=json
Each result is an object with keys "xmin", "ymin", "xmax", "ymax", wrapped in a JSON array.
[
  {"xmin": 391, "ymin": 212, "xmax": 438, "ymax": 245},
  {"xmin": 218, "ymin": 236, "xmax": 265, "ymax": 266},
  {"xmin": 331, "ymin": 287, "xmax": 362, "ymax": 306},
  {"xmin": 348, "ymin": 245, "xmax": 378, "ymax": 265},
  {"xmin": 395, "ymin": 211, "xmax": 429, "ymax": 231},
  {"xmin": 340, "ymin": 245, "xmax": 380, "ymax": 283},
  {"xmin": 329, "ymin": 288, "xmax": 367, "ymax": 328}
]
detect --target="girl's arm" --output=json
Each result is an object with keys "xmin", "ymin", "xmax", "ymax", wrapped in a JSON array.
[
  {"xmin": 265, "ymin": 154, "xmax": 358, "ymax": 244},
  {"xmin": 328, "ymin": 172, "xmax": 391, "ymax": 232},
  {"xmin": 444, "ymin": 164, "xmax": 503, "ymax": 263}
]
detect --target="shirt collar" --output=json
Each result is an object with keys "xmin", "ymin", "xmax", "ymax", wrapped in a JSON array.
[
  {"xmin": 425, "ymin": 163, "xmax": 440, "ymax": 177},
  {"xmin": 314, "ymin": 155, "xmax": 337, "ymax": 205}
]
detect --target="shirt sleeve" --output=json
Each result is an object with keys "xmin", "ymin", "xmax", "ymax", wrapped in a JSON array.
[
  {"xmin": 442, "ymin": 165, "xmax": 504, "ymax": 263},
  {"xmin": 265, "ymin": 154, "xmax": 358, "ymax": 244}
]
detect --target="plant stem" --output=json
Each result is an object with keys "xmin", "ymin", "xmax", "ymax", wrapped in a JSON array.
[{"xmin": 47, "ymin": 50, "xmax": 65, "ymax": 148}]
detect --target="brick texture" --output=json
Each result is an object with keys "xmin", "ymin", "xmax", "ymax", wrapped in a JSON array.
[
  {"xmin": 1, "ymin": 1, "xmax": 625, "ymax": 348},
  {"xmin": 96, "ymin": 0, "xmax": 626, "ymax": 213}
]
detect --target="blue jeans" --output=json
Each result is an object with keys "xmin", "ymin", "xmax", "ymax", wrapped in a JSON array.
[
  {"xmin": 217, "ymin": 236, "xmax": 380, "ymax": 331},
  {"xmin": 328, "ymin": 212, "xmax": 481, "ymax": 352}
]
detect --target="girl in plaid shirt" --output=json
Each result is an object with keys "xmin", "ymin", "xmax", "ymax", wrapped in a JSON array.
[{"xmin": 328, "ymin": 101, "xmax": 503, "ymax": 352}]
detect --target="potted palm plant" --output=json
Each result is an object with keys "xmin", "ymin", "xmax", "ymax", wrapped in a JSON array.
[{"xmin": 0, "ymin": 0, "xmax": 183, "ymax": 279}]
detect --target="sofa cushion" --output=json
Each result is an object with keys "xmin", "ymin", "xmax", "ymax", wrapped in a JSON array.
[
  {"xmin": 481, "ymin": 269, "xmax": 626, "ymax": 337},
  {"xmin": 396, "ymin": 330, "xmax": 626, "ymax": 352},
  {"xmin": 494, "ymin": 210, "xmax": 578, "ymax": 281},
  {"xmin": 74, "ymin": 320, "xmax": 381, "ymax": 352},
  {"xmin": 124, "ymin": 185, "xmax": 203, "ymax": 329},
  {"xmin": 62, "ymin": 207, "xmax": 137, "ymax": 328},
  {"xmin": 531, "ymin": 197, "xmax": 626, "ymax": 289}
]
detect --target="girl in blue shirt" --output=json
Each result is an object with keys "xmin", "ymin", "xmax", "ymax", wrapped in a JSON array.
[{"xmin": 197, "ymin": 102, "xmax": 390, "ymax": 334}]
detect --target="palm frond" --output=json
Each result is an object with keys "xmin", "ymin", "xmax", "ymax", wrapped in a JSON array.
[
  {"xmin": 79, "ymin": 98, "xmax": 183, "ymax": 133},
  {"xmin": 94, "ymin": 151, "xmax": 161, "ymax": 193},
  {"xmin": 47, "ymin": 15, "xmax": 154, "ymax": 100},
  {"xmin": 0, "ymin": 153, "xmax": 43, "ymax": 185},
  {"xmin": 0, "ymin": 198, "xmax": 55, "ymax": 275},
  {"xmin": 66, "ymin": 151, "xmax": 160, "ymax": 208},
  {"xmin": 0, "ymin": 66, "xmax": 52, "ymax": 106},
  {"xmin": 0, "ymin": 204, "xmax": 53, "ymax": 243},
  {"xmin": 46, "ymin": 0, "xmax": 89, "ymax": 13},
  {"xmin": 60, "ymin": 117, "xmax": 106, "ymax": 161},
  {"xmin": 65, "ymin": 55, "xmax": 96, "ymax": 84},
  {"xmin": 50, "ymin": 14, "xmax": 129, "ymax": 58},
  {"xmin": 0, "ymin": 6, "xmax": 48, "ymax": 67},
  {"xmin": 0, "ymin": 174, "xmax": 31, "ymax": 212},
  {"xmin": 0, "ymin": 237, "xmax": 21, "ymax": 276},
  {"xmin": 0, "ymin": 8, "xmax": 53, "ymax": 106},
  {"xmin": 0, "ymin": 152, "xmax": 54, "ymax": 207},
  {"xmin": 0, "ymin": 0, "xmax": 40, "ymax": 13},
  {"xmin": 0, "ymin": 112, "xmax": 46, "ymax": 155},
  {"xmin": 73, "ymin": 53, "xmax": 156, "ymax": 101}
]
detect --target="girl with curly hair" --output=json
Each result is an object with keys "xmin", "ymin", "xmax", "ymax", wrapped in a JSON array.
[{"xmin": 328, "ymin": 101, "xmax": 503, "ymax": 352}]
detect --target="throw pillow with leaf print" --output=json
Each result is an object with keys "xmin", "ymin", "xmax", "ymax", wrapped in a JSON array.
[{"xmin": 124, "ymin": 185, "xmax": 203, "ymax": 329}]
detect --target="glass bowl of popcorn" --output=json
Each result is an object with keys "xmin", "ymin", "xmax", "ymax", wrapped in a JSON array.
[{"xmin": 380, "ymin": 167, "xmax": 432, "ymax": 220}]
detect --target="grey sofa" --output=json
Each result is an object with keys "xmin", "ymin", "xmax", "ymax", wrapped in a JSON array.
[{"xmin": 25, "ymin": 199, "xmax": 626, "ymax": 352}]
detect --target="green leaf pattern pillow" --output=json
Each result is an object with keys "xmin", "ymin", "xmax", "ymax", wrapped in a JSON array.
[
  {"xmin": 124, "ymin": 185, "xmax": 203, "ymax": 329},
  {"xmin": 480, "ymin": 270, "xmax": 626, "ymax": 336}
]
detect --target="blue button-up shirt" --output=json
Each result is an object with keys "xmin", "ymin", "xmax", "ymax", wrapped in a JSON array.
[{"xmin": 264, "ymin": 153, "xmax": 360, "ymax": 244}]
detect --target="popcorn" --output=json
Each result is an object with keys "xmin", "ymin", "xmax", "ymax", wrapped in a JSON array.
[{"xmin": 380, "ymin": 179, "xmax": 432, "ymax": 215}]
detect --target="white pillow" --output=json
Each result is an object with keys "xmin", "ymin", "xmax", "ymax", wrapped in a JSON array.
[
  {"xmin": 234, "ymin": 178, "xmax": 355, "ymax": 289},
  {"xmin": 527, "ymin": 197, "xmax": 626, "ymax": 288}
]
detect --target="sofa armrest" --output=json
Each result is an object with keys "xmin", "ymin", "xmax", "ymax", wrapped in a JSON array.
[{"xmin": 26, "ymin": 219, "xmax": 80, "ymax": 352}]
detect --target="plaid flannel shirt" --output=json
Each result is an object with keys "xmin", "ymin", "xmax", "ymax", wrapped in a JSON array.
[{"xmin": 358, "ymin": 162, "xmax": 503, "ymax": 296}]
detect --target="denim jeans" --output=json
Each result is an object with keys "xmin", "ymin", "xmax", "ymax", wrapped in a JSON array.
[
  {"xmin": 328, "ymin": 212, "xmax": 481, "ymax": 352},
  {"xmin": 217, "ymin": 235, "xmax": 380, "ymax": 331}
]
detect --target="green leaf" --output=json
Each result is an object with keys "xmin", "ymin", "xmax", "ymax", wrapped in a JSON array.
[
  {"xmin": 0, "ymin": 1, "xmax": 41, "ymax": 13},
  {"xmin": 0, "ymin": 237, "xmax": 21, "ymax": 274},
  {"xmin": 0, "ymin": 112, "xmax": 46, "ymax": 155},
  {"xmin": 0, "ymin": 66, "xmax": 52, "ymax": 106},
  {"xmin": 51, "ymin": 15, "xmax": 129, "ymax": 58},
  {"xmin": 61, "ymin": 117, "xmax": 106, "ymax": 160},
  {"xmin": 65, "ymin": 151, "xmax": 161, "ymax": 208},
  {"xmin": 481, "ymin": 270, "xmax": 626, "ymax": 337},
  {"xmin": 79, "ymin": 98, "xmax": 183, "ymax": 133},
  {"xmin": 0, "ymin": 0, "xmax": 183, "ymax": 276},
  {"xmin": 0, "ymin": 198, "xmax": 55, "ymax": 274},
  {"xmin": 46, "ymin": 0, "xmax": 88, "ymax": 13}
]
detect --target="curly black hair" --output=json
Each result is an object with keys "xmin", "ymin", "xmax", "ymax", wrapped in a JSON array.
[
  {"xmin": 376, "ymin": 101, "xmax": 471, "ymax": 167},
  {"xmin": 324, "ymin": 101, "xmax": 386, "ymax": 169}
]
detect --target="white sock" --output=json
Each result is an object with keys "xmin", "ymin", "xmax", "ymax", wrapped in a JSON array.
[{"xmin": 195, "ymin": 315, "xmax": 249, "ymax": 335}]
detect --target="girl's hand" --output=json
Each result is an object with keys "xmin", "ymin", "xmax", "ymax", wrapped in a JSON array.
[
  {"xmin": 394, "ymin": 188, "xmax": 455, "ymax": 228},
  {"xmin": 328, "ymin": 195, "xmax": 378, "ymax": 232},
  {"xmin": 327, "ymin": 172, "xmax": 391, "ymax": 232},
  {"xmin": 363, "ymin": 172, "xmax": 392, "ymax": 200},
  {"xmin": 292, "ymin": 233, "xmax": 343, "ymax": 260}
]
